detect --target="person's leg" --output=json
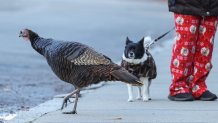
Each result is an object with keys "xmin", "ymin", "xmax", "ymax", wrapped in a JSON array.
[
  {"xmin": 169, "ymin": 13, "xmax": 200, "ymax": 101},
  {"xmin": 191, "ymin": 16, "xmax": 218, "ymax": 100}
]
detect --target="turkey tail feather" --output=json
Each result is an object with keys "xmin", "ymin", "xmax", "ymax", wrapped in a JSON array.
[{"xmin": 111, "ymin": 68, "xmax": 143, "ymax": 86}]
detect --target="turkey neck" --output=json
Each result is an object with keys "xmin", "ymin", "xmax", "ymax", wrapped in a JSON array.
[{"xmin": 31, "ymin": 37, "xmax": 52, "ymax": 56}]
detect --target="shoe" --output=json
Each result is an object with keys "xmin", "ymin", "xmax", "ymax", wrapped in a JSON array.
[
  {"xmin": 168, "ymin": 93, "xmax": 194, "ymax": 101},
  {"xmin": 199, "ymin": 91, "xmax": 217, "ymax": 101}
]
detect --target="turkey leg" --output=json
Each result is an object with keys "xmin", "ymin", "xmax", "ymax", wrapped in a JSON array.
[
  {"xmin": 61, "ymin": 88, "xmax": 80, "ymax": 110},
  {"xmin": 63, "ymin": 89, "xmax": 80, "ymax": 114}
]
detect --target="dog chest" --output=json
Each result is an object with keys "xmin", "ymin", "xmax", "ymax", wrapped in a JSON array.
[{"xmin": 121, "ymin": 60, "xmax": 153, "ymax": 78}]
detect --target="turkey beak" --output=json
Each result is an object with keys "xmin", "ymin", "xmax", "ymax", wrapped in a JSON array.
[
  {"xmin": 19, "ymin": 31, "xmax": 23, "ymax": 37},
  {"xmin": 19, "ymin": 30, "xmax": 29, "ymax": 41}
]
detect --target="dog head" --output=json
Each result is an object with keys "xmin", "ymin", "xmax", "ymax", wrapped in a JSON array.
[
  {"xmin": 124, "ymin": 37, "xmax": 145, "ymax": 59},
  {"xmin": 123, "ymin": 37, "xmax": 151, "ymax": 64}
]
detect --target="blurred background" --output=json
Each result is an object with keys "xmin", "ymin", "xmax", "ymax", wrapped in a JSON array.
[{"xmin": 0, "ymin": 0, "xmax": 172, "ymax": 119}]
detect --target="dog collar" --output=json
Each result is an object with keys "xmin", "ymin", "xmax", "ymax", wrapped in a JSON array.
[{"xmin": 122, "ymin": 54, "xmax": 147, "ymax": 64}]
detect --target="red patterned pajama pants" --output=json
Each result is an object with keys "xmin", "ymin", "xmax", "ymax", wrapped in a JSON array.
[{"xmin": 170, "ymin": 13, "xmax": 218, "ymax": 99}]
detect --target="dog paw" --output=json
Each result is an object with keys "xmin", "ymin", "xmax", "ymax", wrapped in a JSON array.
[
  {"xmin": 143, "ymin": 97, "xmax": 149, "ymax": 102},
  {"xmin": 128, "ymin": 98, "xmax": 134, "ymax": 102},
  {"xmin": 136, "ymin": 96, "xmax": 142, "ymax": 100}
]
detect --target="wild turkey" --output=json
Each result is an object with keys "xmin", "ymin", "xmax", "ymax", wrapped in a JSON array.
[{"xmin": 19, "ymin": 29, "xmax": 143, "ymax": 114}]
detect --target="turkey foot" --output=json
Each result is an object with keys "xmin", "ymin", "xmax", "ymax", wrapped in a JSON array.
[
  {"xmin": 63, "ymin": 110, "xmax": 77, "ymax": 114},
  {"xmin": 61, "ymin": 97, "xmax": 73, "ymax": 110},
  {"xmin": 60, "ymin": 88, "xmax": 80, "ymax": 110}
]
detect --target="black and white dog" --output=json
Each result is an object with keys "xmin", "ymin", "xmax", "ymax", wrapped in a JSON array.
[{"xmin": 121, "ymin": 37, "xmax": 157, "ymax": 102}]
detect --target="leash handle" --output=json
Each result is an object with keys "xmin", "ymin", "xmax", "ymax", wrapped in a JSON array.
[{"xmin": 145, "ymin": 27, "xmax": 175, "ymax": 49}]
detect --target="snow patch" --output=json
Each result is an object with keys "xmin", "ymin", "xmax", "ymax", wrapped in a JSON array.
[{"xmin": 0, "ymin": 113, "xmax": 17, "ymax": 121}]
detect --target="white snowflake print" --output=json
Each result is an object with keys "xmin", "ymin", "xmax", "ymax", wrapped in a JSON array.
[
  {"xmin": 192, "ymin": 85, "xmax": 200, "ymax": 92},
  {"xmin": 183, "ymin": 68, "xmax": 188, "ymax": 76},
  {"xmin": 180, "ymin": 90, "xmax": 186, "ymax": 93},
  {"xmin": 187, "ymin": 75, "xmax": 194, "ymax": 83},
  {"xmin": 175, "ymin": 87, "xmax": 184, "ymax": 91},
  {"xmin": 176, "ymin": 16, "xmax": 184, "ymax": 25},
  {"xmin": 192, "ymin": 46, "xmax": 196, "ymax": 54},
  {"xmin": 199, "ymin": 25, "xmax": 206, "ymax": 34},
  {"xmin": 205, "ymin": 63, "xmax": 212, "ymax": 71},
  {"xmin": 201, "ymin": 47, "xmax": 210, "ymax": 56},
  {"xmin": 180, "ymin": 47, "xmax": 189, "ymax": 56},
  {"xmin": 194, "ymin": 67, "xmax": 198, "ymax": 75},
  {"xmin": 176, "ymin": 32, "xmax": 181, "ymax": 40},
  {"xmin": 173, "ymin": 59, "xmax": 180, "ymax": 67},
  {"xmin": 210, "ymin": 36, "xmax": 214, "ymax": 44},
  {"xmin": 200, "ymin": 42, "xmax": 204, "ymax": 46},
  {"xmin": 190, "ymin": 25, "xmax": 197, "ymax": 34}
]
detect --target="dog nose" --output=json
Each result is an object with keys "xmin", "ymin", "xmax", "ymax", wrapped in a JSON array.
[
  {"xmin": 130, "ymin": 52, "xmax": 134, "ymax": 56},
  {"xmin": 128, "ymin": 52, "xmax": 135, "ymax": 58}
]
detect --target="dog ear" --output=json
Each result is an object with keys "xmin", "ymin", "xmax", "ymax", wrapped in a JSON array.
[
  {"xmin": 138, "ymin": 37, "xmax": 144, "ymax": 46},
  {"xmin": 126, "ymin": 37, "xmax": 132, "ymax": 45}
]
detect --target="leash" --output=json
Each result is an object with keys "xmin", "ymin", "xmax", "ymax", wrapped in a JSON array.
[{"xmin": 145, "ymin": 27, "xmax": 175, "ymax": 49}]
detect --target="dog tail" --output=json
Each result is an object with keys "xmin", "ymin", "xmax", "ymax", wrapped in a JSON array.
[{"xmin": 111, "ymin": 67, "xmax": 143, "ymax": 86}]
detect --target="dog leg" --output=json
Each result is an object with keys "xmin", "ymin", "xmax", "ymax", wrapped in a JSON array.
[
  {"xmin": 136, "ymin": 86, "xmax": 142, "ymax": 100},
  {"xmin": 127, "ymin": 84, "xmax": 134, "ymax": 102},
  {"xmin": 148, "ymin": 79, "xmax": 152, "ymax": 100},
  {"xmin": 141, "ymin": 77, "xmax": 149, "ymax": 102}
]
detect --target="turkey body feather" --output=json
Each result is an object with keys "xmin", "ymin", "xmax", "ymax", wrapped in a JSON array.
[{"xmin": 31, "ymin": 37, "xmax": 117, "ymax": 88}]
